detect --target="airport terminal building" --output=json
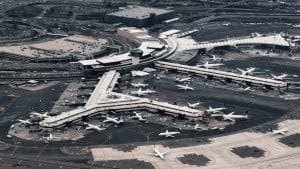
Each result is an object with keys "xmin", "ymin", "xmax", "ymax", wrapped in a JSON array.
[{"xmin": 105, "ymin": 6, "xmax": 175, "ymax": 27}]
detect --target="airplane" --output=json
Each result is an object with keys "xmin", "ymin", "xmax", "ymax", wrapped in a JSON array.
[
  {"xmin": 158, "ymin": 130, "xmax": 180, "ymax": 138},
  {"xmin": 187, "ymin": 101, "xmax": 201, "ymax": 108},
  {"xmin": 222, "ymin": 23, "xmax": 231, "ymax": 27},
  {"xmin": 194, "ymin": 123, "xmax": 204, "ymax": 130},
  {"xmin": 197, "ymin": 61, "xmax": 224, "ymax": 69},
  {"xmin": 176, "ymin": 84, "xmax": 194, "ymax": 91},
  {"xmin": 17, "ymin": 119, "xmax": 32, "ymax": 125},
  {"xmin": 131, "ymin": 111, "xmax": 146, "ymax": 121},
  {"xmin": 131, "ymin": 83, "xmax": 149, "ymax": 88},
  {"xmin": 208, "ymin": 55, "xmax": 222, "ymax": 61},
  {"xmin": 131, "ymin": 71, "xmax": 150, "ymax": 77},
  {"xmin": 211, "ymin": 112, "xmax": 248, "ymax": 121},
  {"xmin": 103, "ymin": 117, "xmax": 124, "ymax": 124},
  {"xmin": 130, "ymin": 88, "xmax": 156, "ymax": 96},
  {"xmin": 240, "ymin": 86, "xmax": 253, "ymax": 92},
  {"xmin": 46, "ymin": 33, "xmax": 68, "ymax": 37},
  {"xmin": 30, "ymin": 112, "xmax": 49, "ymax": 118},
  {"xmin": 237, "ymin": 67, "xmax": 257, "ymax": 76},
  {"xmin": 44, "ymin": 133, "xmax": 58, "ymax": 141},
  {"xmin": 27, "ymin": 80, "xmax": 39, "ymax": 84},
  {"xmin": 8, "ymin": 83, "xmax": 16, "ymax": 88},
  {"xmin": 206, "ymin": 106, "xmax": 226, "ymax": 114},
  {"xmin": 85, "ymin": 123, "xmax": 105, "ymax": 132},
  {"xmin": 243, "ymin": 86, "xmax": 252, "ymax": 91},
  {"xmin": 175, "ymin": 77, "xmax": 192, "ymax": 83},
  {"xmin": 272, "ymin": 128, "xmax": 288, "ymax": 135},
  {"xmin": 271, "ymin": 74, "xmax": 290, "ymax": 80},
  {"xmin": 149, "ymin": 147, "xmax": 169, "ymax": 160},
  {"xmin": 250, "ymin": 32, "xmax": 263, "ymax": 37}
]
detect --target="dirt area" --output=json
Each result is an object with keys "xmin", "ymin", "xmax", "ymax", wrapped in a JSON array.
[{"xmin": 18, "ymin": 81, "xmax": 60, "ymax": 91}]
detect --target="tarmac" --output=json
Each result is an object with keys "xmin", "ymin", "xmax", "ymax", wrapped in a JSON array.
[{"xmin": 91, "ymin": 119, "xmax": 300, "ymax": 169}]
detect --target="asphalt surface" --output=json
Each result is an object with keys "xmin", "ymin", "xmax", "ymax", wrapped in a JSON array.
[
  {"xmin": 231, "ymin": 146, "xmax": 266, "ymax": 158},
  {"xmin": 191, "ymin": 22, "xmax": 300, "ymax": 42},
  {"xmin": 1, "ymin": 53, "xmax": 300, "ymax": 148},
  {"xmin": 178, "ymin": 154, "xmax": 211, "ymax": 167},
  {"xmin": 0, "ymin": 74, "xmax": 294, "ymax": 148}
]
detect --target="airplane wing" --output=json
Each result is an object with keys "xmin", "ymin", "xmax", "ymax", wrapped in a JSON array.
[
  {"xmin": 211, "ymin": 114, "xmax": 224, "ymax": 117},
  {"xmin": 103, "ymin": 119, "xmax": 110, "ymax": 123},
  {"xmin": 214, "ymin": 110, "xmax": 223, "ymax": 113},
  {"xmin": 162, "ymin": 151, "xmax": 169, "ymax": 156},
  {"xmin": 237, "ymin": 68, "xmax": 245, "ymax": 73},
  {"xmin": 148, "ymin": 153, "xmax": 157, "ymax": 156},
  {"xmin": 223, "ymin": 116, "xmax": 235, "ymax": 121}
]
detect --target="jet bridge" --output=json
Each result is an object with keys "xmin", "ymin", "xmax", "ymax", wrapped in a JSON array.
[
  {"xmin": 155, "ymin": 61, "xmax": 288, "ymax": 88},
  {"xmin": 40, "ymin": 71, "xmax": 203, "ymax": 128}
]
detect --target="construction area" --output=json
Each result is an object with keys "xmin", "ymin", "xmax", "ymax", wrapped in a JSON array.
[{"xmin": 0, "ymin": 35, "xmax": 108, "ymax": 60}]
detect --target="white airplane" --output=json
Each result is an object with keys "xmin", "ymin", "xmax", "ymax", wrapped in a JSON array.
[
  {"xmin": 44, "ymin": 133, "xmax": 58, "ymax": 141},
  {"xmin": 187, "ymin": 101, "xmax": 201, "ymax": 108},
  {"xmin": 206, "ymin": 106, "xmax": 226, "ymax": 114},
  {"xmin": 149, "ymin": 148, "xmax": 169, "ymax": 160},
  {"xmin": 211, "ymin": 112, "xmax": 248, "ymax": 121},
  {"xmin": 271, "ymin": 74, "xmax": 290, "ymax": 80},
  {"xmin": 46, "ymin": 33, "xmax": 68, "ymax": 37},
  {"xmin": 103, "ymin": 117, "xmax": 124, "ymax": 124},
  {"xmin": 244, "ymin": 87, "xmax": 251, "ymax": 91},
  {"xmin": 158, "ymin": 130, "xmax": 180, "ymax": 138},
  {"xmin": 208, "ymin": 55, "xmax": 222, "ymax": 61},
  {"xmin": 30, "ymin": 112, "xmax": 49, "ymax": 118},
  {"xmin": 197, "ymin": 61, "xmax": 224, "ymax": 69},
  {"xmin": 175, "ymin": 77, "xmax": 192, "ymax": 83},
  {"xmin": 237, "ymin": 67, "xmax": 257, "ymax": 76},
  {"xmin": 176, "ymin": 84, "xmax": 194, "ymax": 91},
  {"xmin": 243, "ymin": 86, "xmax": 252, "ymax": 92},
  {"xmin": 131, "ymin": 71, "xmax": 149, "ymax": 77},
  {"xmin": 130, "ymin": 88, "xmax": 156, "ymax": 96},
  {"xmin": 27, "ymin": 80, "xmax": 39, "ymax": 84},
  {"xmin": 272, "ymin": 128, "xmax": 288, "ymax": 135},
  {"xmin": 194, "ymin": 123, "xmax": 203, "ymax": 130},
  {"xmin": 131, "ymin": 111, "xmax": 146, "ymax": 121},
  {"xmin": 131, "ymin": 83, "xmax": 149, "ymax": 88},
  {"xmin": 85, "ymin": 123, "xmax": 105, "ymax": 132},
  {"xmin": 17, "ymin": 119, "xmax": 32, "ymax": 125},
  {"xmin": 251, "ymin": 32, "xmax": 262, "ymax": 37},
  {"xmin": 222, "ymin": 23, "xmax": 231, "ymax": 27}
]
